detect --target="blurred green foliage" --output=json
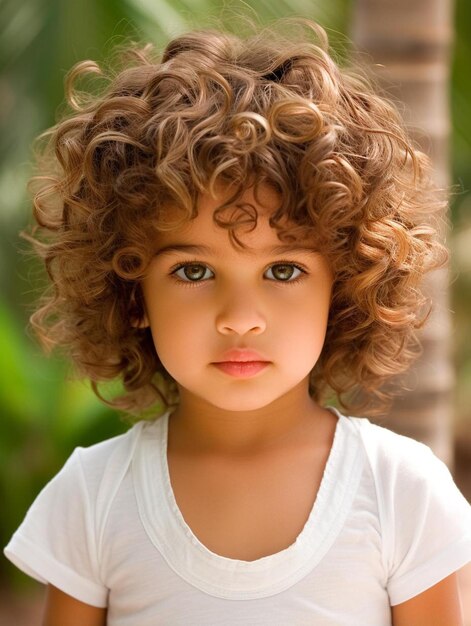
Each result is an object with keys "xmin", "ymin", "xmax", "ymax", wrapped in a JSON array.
[{"xmin": 1, "ymin": 0, "xmax": 470, "ymax": 591}]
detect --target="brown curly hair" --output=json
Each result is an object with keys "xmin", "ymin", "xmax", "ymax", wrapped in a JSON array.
[{"xmin": 24, "ymin": 17, "xmax": 448, "ymax": 419}]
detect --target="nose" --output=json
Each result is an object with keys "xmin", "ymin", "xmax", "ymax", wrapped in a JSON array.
[{"xmin": 215, "ymin": 291, "xmax": 267, "ymax": 336}]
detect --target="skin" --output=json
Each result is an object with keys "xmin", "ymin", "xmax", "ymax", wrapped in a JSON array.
[
  {"xmin": 42, "ymin": 183, "xmax": 466, "ymax": 624},
  {"xmin": 140, "ymin": 182, "xmax": 335, "ymax": 455},
  {"xmin": 390, "ymin": 572, "xmax": 464, "ymax": 625},
  {"xmin": 42, "ymin": 585, "xmax": 106, "ymax": 626}
]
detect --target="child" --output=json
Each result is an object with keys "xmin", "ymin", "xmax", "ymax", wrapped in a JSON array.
[{"xmin": 4, "ymin": 17, "xmax": 471, "ymax": 626}]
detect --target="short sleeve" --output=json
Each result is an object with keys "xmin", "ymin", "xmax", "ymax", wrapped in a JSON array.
[
  {"xmin": 383, "ymin": 439, "xmax": 471, "ymax": 606},
  {"xmin": 3, "ymin": 448, "xmax": 108, "ymax": 608}
]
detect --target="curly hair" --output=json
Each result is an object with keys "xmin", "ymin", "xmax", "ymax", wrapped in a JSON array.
[{"xmin": 24, "ymin": 17, "xmax": 448, "ymax": 419}]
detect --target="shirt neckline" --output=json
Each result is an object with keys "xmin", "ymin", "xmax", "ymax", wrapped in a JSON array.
[{"xmin": 133, "ymin": 405, "xmax": 364, "ymax": 599}]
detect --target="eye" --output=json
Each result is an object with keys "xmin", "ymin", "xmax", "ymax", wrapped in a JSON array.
[
  {"xmin": 265, "ymin": 263, "xmax": 304, "ymax": 282},
  {"xmin": 169, "ymin": 260, "xmax": 307, "ymax": 286},
  {"xmin": 172, "ymin": 263, "xmax": 214, "ymax": 282}
]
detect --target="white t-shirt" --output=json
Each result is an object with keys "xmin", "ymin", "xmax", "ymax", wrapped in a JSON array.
[{"xmin": 4, "ymin": 406, "xmax": 471, "ymax": 625}]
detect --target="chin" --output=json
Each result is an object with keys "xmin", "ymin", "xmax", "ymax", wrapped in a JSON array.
[{"xmin": 203, "ymin": 390, "xmax": 285, "ymax": 413}]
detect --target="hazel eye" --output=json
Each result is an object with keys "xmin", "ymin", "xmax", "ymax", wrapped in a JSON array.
[
  {"xmin": 265, "ymin": 264, "xmax": 303, "ymax": 282},
  {"xmin": 173, "ymin": 263, "xmax": 214, "ymax": 282}
]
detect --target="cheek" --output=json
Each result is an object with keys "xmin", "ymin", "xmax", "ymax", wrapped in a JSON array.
[
  {"xmin": 278, "ymin": 295, "xmax": 330, "ymax": 352},
  {"xmin": 146, "ymin": 299, "xmax": 209, "ymax": 363}
]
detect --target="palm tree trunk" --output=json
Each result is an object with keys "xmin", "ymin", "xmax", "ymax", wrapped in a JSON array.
[{"xmin": 350, "ymin": 0, "xmax": 455, "ymax": 467}]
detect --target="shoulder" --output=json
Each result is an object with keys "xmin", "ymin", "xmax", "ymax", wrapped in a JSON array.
[
  {"xmin": 350, "ymin": 416, "xmax": 469, "ymax": 520},
  {"xmin": 19, "ymin": 419, "xmax": 154, "ymax": 514},
  {"xmin": 3, "ymin": 416, "xmax": 165, "ymax": 603},
  {"xmin": 350, "ymin": 416, "xmax": 440, "ymax": 483},
  {"xmin": 345, "ymin": 415, "xmax": 471, "ymax": 605},
  {"xmin": 345, "ymin": 414, "xmax": 470, "ymax": 545},
  {"xmin": 71, "ymin": 418, "xmax": 160, "ymax": 497},
  {"xmin": 74, "ymin": 419, "xmax": 147, "ymax": 471},
  {"xmin": 26, "ymin": 417, "xmax": 162, "ymax": 518}
]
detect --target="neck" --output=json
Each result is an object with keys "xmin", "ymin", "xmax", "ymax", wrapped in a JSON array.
[{"xmin": 166, "ymin": 382, "xmax": 332, "ymax": 457}]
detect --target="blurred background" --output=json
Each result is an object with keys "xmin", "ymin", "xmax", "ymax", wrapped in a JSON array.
[{"xmin": 1, "ymin": 0, "xmax": 470, "ymax": 621}]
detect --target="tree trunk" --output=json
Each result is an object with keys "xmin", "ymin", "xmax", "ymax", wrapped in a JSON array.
[{"xmin": 350, "ymin": 0, "xmax": 455, "ymax": 467}]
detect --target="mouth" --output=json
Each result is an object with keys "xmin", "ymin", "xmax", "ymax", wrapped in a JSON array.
[
  {"xmin": 212, "ymin": 361, "xmax": 270, "ymax": 378},
  {"xmin": 215, "ymin": 348, "xmax": 270, "ymax": 363}
]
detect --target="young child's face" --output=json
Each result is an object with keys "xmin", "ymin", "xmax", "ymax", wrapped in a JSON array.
[{"xmin": 140, "ymin": 183, "xmax": 334, "ymax": 413}]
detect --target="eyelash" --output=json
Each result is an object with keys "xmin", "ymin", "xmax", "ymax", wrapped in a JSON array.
[{"xmin": 169, "ymin": 259, "xmax": 308, "ymax": 288}]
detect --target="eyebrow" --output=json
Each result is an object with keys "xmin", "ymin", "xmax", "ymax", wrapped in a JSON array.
[{"xmin": 153, "ymin": 243, "xmax": 320, "ymax": 257}]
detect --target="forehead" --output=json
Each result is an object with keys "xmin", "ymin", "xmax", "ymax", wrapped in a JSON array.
[{"xmin": 155, "ymin": 183, "xmax": 312, "ymax": 253}]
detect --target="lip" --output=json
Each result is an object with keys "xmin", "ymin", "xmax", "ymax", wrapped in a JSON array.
[
  {"xmin": 213, "ymin": 361, "xmax": 270, "ymax": 378},
  {"xmin": 213, "ymin": 348, "xmax": 271, "ymax": 363}
]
